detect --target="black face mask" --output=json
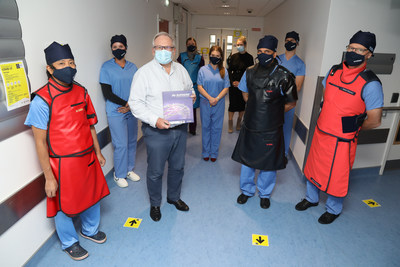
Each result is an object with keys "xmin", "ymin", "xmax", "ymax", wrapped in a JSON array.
[
  {"xmin": 258, "ymin": 53, "xmax": 274, "ymax": 67},
  {"xmin": 187, "ymin": 45, "xmax": 196, "ymax": 52},
  {"xmin": 345, "ymin": 51, "xmax": 365, "ymax": 66},
  {"xmin": 285, "ymin": 41, "xmax": 297, "ymax": 51},
  {"xmin": 210, "ymin": 56, "xmax": 221, "ymax": 65},
  {"xmin": 52, "ymin": 67, "xmax": 77, "ymax": 84},
  {"xmin": 112, "ymin": 49, "xmax": 126, "ymax": 60}
]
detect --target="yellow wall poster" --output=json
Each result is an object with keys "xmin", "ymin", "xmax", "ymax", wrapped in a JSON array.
[
  {"xmin": 201, "ymin": 47, "xmax": 209, "ymax": 60},
  {"xmin": 0, "ymin": 61, "xmax": 30, "ymax": 111},
  {"xmin": 233, "ymin": 30, "xmax": 242, "ymax": 38},
  {"xmin": 233, "ymin": 30, "xmax": 243, "ymax": 48}
]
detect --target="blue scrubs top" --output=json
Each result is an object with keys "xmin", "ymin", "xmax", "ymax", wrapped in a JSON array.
[
  {"xmin": 322, "ymin": 70, "xmax": 384, "ymax": 111},
  {"xmin": 238, "ymin": 71, "xmax": 248, "ymax": 93},
  {"xmin": 278, "ymin": 54, "xmax": 306, "ymax": 76},
  {"xmin": 99, "ymin": 59, "xmax": 138, "ymax": 116},
  {"xmin": 24, "ymin": 96, "xmax": 49, "ymax": 130},
  {"xmin": 179, "ymin": 52, "xmax": 203, "ymax": 108},
  {"xmin": 197, "ymin": 64, "xmax": 230, "ymax": 98},
  {"xmin": 238, "ymin": 65, "xmax": 280, "ymax": 94}
]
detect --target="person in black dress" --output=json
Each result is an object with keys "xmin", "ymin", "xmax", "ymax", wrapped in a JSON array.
[{"xmin": 227, "ymin": 36, "xmax": 254, "ymax": 133}]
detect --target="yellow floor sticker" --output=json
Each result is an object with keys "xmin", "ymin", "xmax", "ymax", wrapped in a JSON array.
[
  {"xmin": 123, "ymin": 217, "xmax": 142, "ymax": 228},
  {"xmin": 252, "ymin": 234, "xmax": 269, "ymax": 247},
  {"xmin": 362, "ymin": 199, "xmax": 381, "ymax": 208}
]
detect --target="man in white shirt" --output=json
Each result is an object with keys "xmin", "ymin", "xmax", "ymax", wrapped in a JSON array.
[{"xmin": 129, "ymin": 32, "xmax": 194, "ymax": 222}]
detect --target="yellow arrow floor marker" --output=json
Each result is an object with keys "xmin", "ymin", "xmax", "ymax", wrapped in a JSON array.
[
  {"xmin": 123, "ymin": 217, "xmax": 142, "ymax": 228},
  {"xmin": 362, "ymin": 199, "xmax": 381, "ymax": 208},
  {"xmin": 252, "ymin": 234, "xmax": 269, "ymax": 247}
]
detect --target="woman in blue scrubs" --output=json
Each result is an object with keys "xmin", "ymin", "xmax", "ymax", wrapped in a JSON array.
[
  {"xmin": 197, "ymin": 46, "xmax": 230, "ymax": 162},
  {"xmin": 99, "ymin": 34, "xmax": 140, "ymax": 188}
]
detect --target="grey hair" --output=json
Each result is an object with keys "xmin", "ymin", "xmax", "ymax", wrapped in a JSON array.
[{"xmin": 152, "ymin": 32, "xmax": 175, "ymax": 47}]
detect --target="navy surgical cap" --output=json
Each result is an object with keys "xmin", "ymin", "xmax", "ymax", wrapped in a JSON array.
[
  {"xmin": 44, "ymin": 42, "xmax": 74, "ymax": 65},
  {"xmin": 285, "ymin": 31, "xmax": 299, "ymax": 43},
  {"xmin": 349, "ymin": 30, "xmax": 376, "ymax": 53},
  {"xmin": 257, "ymin": 35, "xmax": 278, "ymax": 51},
  {"xmin": 111, "ymin": 34, "xmax": 127, "ymax": 48}
]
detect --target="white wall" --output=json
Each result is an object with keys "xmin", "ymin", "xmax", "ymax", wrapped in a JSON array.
[
  {"xmin": 191, "ymin": 15, "xmax": 265, "ymax": 58},
  {"xmin": 0, "ymin": 0, "xmax": 173, "ymax": 266},
  {"xmin": 264, "ymin": 0, "xmax": 400, "ymax": 169},
  {"xmin": 178, "ymin": 8, "xmax": 191, "ymax": 53},
  {"xmin": 320, "ymin": 0, "xmax": 400, "ymax": 168},
  {"xmin": 263, "ymin": 0, "xmax": 332, "ymax": 167}
]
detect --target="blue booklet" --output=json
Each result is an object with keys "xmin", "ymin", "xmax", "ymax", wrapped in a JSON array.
[{"xmin": 162, "ymin": 90, "xmax": 194, "ymax": 124}]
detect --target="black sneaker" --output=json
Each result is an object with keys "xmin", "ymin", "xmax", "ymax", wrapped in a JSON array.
[
  {"xmin": 260, "ymin": 198, "xmax": 270, "ymax": 209},
  {"xmin": 64, "ymin": 242, "xmax": 88, "ymax": 261},
  {"xmin": 237, "ymin": 193, "xmax": 251, "ymax": 204},
  {"xmin": 80, "ymin": 230, "xmax": 107, "ymax": 244},
  {"xmin": 295, "ymin": 199, "xmax": 318, "ymax": 211},
  {"xmin": 318, "ymin": 212, "xmax": 340, "ymax": 224}
]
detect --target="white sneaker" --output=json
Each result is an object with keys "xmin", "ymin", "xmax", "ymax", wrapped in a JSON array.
[
  {"xmin": 127, "ymin": 171, "xmax": 140, "ymax": 182},
  {"xmin": 114, "ymin": 173, "xmax": 128, "ymax": 188}
]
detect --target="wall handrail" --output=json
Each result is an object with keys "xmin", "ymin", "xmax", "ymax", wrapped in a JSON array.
[{"xmin": 382, "ymin": 106, "xmax": 400, "ymax": 111}]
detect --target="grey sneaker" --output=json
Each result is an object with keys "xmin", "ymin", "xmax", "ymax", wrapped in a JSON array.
[
  {"xmin": 114, "ymin": 172, "xmax": 128, "ymax": 188},
  {"xmin": 64, "ymin": 242, "xmax": 88, "ymax": 261},
  {"xmin": 127, "ymin": 171, "xmax": 140, "ymax": 182},
  {"xmin": 80, "ymin": 230, "xmax": 107, "ymax": 244}
]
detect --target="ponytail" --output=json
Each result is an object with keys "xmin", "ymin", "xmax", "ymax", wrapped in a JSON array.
[{"xmin": 218, "ymin": 62, "xmax": 225, "ymax": 79}]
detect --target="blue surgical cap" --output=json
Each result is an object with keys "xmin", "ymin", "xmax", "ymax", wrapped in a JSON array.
[
  {"xmin": 44, "ymin": 42, "xmax": 74, "ymax": 65},
  {"xmin": 257, "ymin": 35, "xmax": 278, "ymax": 51}
]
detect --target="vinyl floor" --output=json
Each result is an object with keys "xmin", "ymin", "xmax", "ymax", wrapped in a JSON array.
[{"xmin": 26, "ymin": 104, "xmax": 400, "ymax": 267}]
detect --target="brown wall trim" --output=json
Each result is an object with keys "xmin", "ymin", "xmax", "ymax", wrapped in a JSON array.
[
  {"xmin": 97, "ymin": 126, "xmax": 111, "ymax": 150},
  {"xmin": 0, "ymin": 174, "xmax": 46, "ymax": 235},
  {"xmin": 0, "ymin": 126, "xmax": 111, "ymax": 236},
  {"xmin": 357, "ymin": 129, "xmax": 389, "ymax": 144},
  {"xmin": 293, "ymin": 114, "xmax": 308, "ymax": 144},
  {"xmin": 384, "ymin": 159, "xmax": 400, "ymax": 170}
]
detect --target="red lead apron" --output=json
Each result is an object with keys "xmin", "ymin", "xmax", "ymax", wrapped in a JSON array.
[
  {"xmin": 34, "ymin": 78, "xmax": 109, "ymax": 217},
  {"xmin": 304, "ymin": 63, "xmax": 371, "ymax": 197}
]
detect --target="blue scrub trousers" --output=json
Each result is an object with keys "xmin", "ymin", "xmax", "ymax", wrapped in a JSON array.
[
  {"xmin": 108, "ymin": 112, "xmax": 138, "ymax": 178},
  {"xmin": 283, "ymin": 108, "xmax": 295, "ymax": 156},
  {"xmin": 306, "ymin": 180, "xmax": 344, "ymax": 215},
  {"xmin": 142, "ymin": 123, "xmax": 187, "ymax": 206},
  {"xmin": 200, "ymin": 98, "xmax": 225, "ymax": 158},
  {"xmin": 54, "ymin": 203, "xmax": 100, "ymax": 250},
  {"xmin": 240, "ymin": 165, "xmax": 277, "ymax": 198}
]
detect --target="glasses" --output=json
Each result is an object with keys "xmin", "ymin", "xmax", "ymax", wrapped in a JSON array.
[
  {"xmin": 346, "ymin": 45, "xmax": 368, "ymax": 54},
  {"xmin": 153, "ymin": 45, "xmax": 175, "ymax": 51}
]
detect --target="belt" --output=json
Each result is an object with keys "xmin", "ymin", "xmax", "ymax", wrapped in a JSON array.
[{"xmin": 142, "ymin": 122, "xmax": 186, "ymax": 130}]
